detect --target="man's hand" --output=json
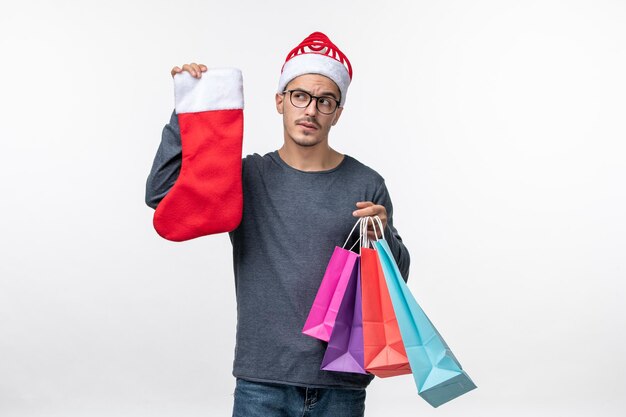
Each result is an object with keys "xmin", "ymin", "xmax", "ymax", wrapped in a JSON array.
[
  {"xmin": 171, "ymin": 63, "xmax": 208, "ymax": 78},
  {"xmin": 352, "ymin": 201, "xmax": 387, "ymax": 241}
]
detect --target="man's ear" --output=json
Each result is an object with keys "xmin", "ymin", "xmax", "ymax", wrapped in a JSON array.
[
  {"xmin": 275, "ymin": 93, "xmax": 284, "ymax": 115},
  {"xmin": 331, "ymin": 106, "xmax": 344, "ymax": 126}
]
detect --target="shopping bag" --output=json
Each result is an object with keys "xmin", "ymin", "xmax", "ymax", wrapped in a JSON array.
[
  {"xmin": 320, "ymin": 260, "xmax": 367, "ymax": 374},
  {"xmin": 361, "ymin": 219, "xmax": 412, "ymax": 376},
  {"xmin": 302, "ymin": 218, "xmax": 362, "ymax": 342},
  {"xmin": 372, "ymin": 216, "xmax": 477, "ymax": 407}
]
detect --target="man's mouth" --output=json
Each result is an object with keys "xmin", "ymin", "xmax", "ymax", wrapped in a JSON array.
[{"xmin": 298, "ymin": 122, "xmax": 318, "ymax": 130}]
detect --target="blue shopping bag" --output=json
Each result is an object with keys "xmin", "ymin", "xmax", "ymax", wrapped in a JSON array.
[{"xmin": 373, "ymin": 227, "xmax": 477, "ymax": 407}]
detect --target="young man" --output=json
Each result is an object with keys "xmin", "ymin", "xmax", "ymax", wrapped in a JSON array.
[{"xmin": 146, "ymin": 32, "xmax": 410, "ymax": 417}]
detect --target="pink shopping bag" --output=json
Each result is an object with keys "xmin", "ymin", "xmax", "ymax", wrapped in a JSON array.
[{"xmin": 302, "ymin": 218, "xmax": 362, "ymax": 342}]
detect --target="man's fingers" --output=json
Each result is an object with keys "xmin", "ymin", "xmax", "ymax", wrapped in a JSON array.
[
  {"xmin": 171, "ymin": 66, "xmax": 182, "ymax": 77},
  {"xmin": 190, "ymin": 63, "xmax": 200, "ymax": 77},
  {"xmin": 355, "ymin": 212, "xmax": 386, "ymax": 240},
  {"xmin": 353, "ymin": 207, "xmax": 378, "ymax": 217},
  {"xmin": 191, "ymin": 62, "xmax": 201, "ymax": 77},
  {"xmin": 352, "ymin": 202, "xmax": 387, "ymax": 237},
  {"xmin": 353, "ymin": 202, "xmax": 374, "ymax": 216},
  {"xmin": 173, "ymin": 63, "xmax": 208, "ymax": 78},
  {"xmin": 181, "ymin": 63, "xmax": 197, "ymax": 77},
  {"xmin": 366, "ymin": 230, "xmax": 382, "ymax": 240},
  {"xmin": 366, "ymin": 222, "xmax": 384, "ymax": 231}
]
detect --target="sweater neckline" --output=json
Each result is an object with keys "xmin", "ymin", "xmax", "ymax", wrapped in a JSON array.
[{"xmin": 269, "ymin": 150, "xmax": 349, "ymax": 174}]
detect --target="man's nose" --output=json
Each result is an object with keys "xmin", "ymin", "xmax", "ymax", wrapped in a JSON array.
[{"xmin": 304, "ymin": 97, "xmax": 318, "ymax": 116}]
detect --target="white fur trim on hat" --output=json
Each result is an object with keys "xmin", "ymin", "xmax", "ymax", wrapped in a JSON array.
[
  {"xmin": 174, "ymin": 67, "xmax": 244, "ymax": 114},
  {"xmin": 277, "ymin": 54, "xmax": 351, "ymax": 107}
]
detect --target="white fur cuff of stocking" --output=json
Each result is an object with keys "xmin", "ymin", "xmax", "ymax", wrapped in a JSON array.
[{"xmin": 174, "ymin": 67, "xmax": 244, "ymax": 114}]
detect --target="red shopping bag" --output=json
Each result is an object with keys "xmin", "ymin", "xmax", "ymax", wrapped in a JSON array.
[{"xmin": 361, "ymin": 217, "xmax": 411, "ymax": 377}]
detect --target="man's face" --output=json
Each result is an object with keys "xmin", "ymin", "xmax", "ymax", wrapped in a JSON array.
[{"xmin": 275, "ymin": 73, "xmax": 344, "ymax": 148}]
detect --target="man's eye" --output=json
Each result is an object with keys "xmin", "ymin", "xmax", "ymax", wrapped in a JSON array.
[
  {"xmin": 293, "ymin": 92, "xmax": 307, "ymax": 100},
  {"xmin": 319, "ymin": 97, "xmax": 332, "ymax": 106}
]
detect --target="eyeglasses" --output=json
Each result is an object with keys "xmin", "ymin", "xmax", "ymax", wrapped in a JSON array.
[{"xmin": 282, "ymin": 89, "xmax": 340, "ymax": 115}]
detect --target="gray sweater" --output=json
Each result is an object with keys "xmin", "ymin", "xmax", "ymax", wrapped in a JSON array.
[{"xmin": 145, "ymin": 110, "xmax": 411, "ymax": 389}]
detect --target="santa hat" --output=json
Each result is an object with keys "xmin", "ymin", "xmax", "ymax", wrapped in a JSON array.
[{"xmin": 277, "ymin": 32, "xmax": 353, "ymax": 107}]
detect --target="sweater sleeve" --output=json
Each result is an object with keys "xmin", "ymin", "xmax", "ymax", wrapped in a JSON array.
[
  {"xmin": 145, "ymin": 109, "xmax": 182, "ymax": 209},
  {"xmin": 372, "ymin": 180, "xmax": 411, "ymax": 283}
]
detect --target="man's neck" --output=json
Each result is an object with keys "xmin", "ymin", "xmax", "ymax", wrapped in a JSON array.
[{"xmin": 278, "ymin": 141, "xmax": 344, "ymax": 172}]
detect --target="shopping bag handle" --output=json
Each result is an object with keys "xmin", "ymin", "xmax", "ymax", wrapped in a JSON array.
[
  {"xmin": 360, "ymin": 215, "xmax": 385, "ymax": 249},
  {"xmin": 371, "ymin": 215, "xmax": 384, "ymax": 240},
  {"xmin": 341, "ymin": 215, "xmax": 384, "ymax": 253},
  {"xmin": 360, "ymin": 217, "xmax": 369, "ymax": 249},
  {"xmin": 342, "ymin": 217, "xmax": 363, "ymax": 250}
]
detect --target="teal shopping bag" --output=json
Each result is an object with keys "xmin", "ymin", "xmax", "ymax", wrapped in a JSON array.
[{"xmin": 373, "ymin": 236, "xmax": 477, "ymax": 407}]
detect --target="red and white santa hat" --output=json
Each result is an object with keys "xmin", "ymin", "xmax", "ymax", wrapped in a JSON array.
[{"xmin": 277, "ymin": 32, "xmax": 353, "ymax": 107}]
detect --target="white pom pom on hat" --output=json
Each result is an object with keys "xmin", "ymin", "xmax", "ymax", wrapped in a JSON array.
[{"xmin": 277, "ymin": 32, "xmax": 353, "ymax": 107}]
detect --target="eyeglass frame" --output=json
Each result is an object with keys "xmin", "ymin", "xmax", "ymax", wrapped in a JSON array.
[{"xmin": 281, "ymin": 89, "xmax": 341, "ymax": 114}]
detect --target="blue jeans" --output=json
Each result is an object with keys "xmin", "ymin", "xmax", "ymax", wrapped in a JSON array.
[{"xmin": 232, "ymin": 378, "xmax": 366, "ymax": 417}]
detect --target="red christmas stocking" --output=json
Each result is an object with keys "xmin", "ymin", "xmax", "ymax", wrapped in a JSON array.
[{"xmin": 153, "ymin": 68, "xmax": 244, "ymax": 241}]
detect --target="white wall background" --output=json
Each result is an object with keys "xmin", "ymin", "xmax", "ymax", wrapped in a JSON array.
[{"xmin": 1, "ymin": 0, "xmax": 625, "ymax": 416}]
